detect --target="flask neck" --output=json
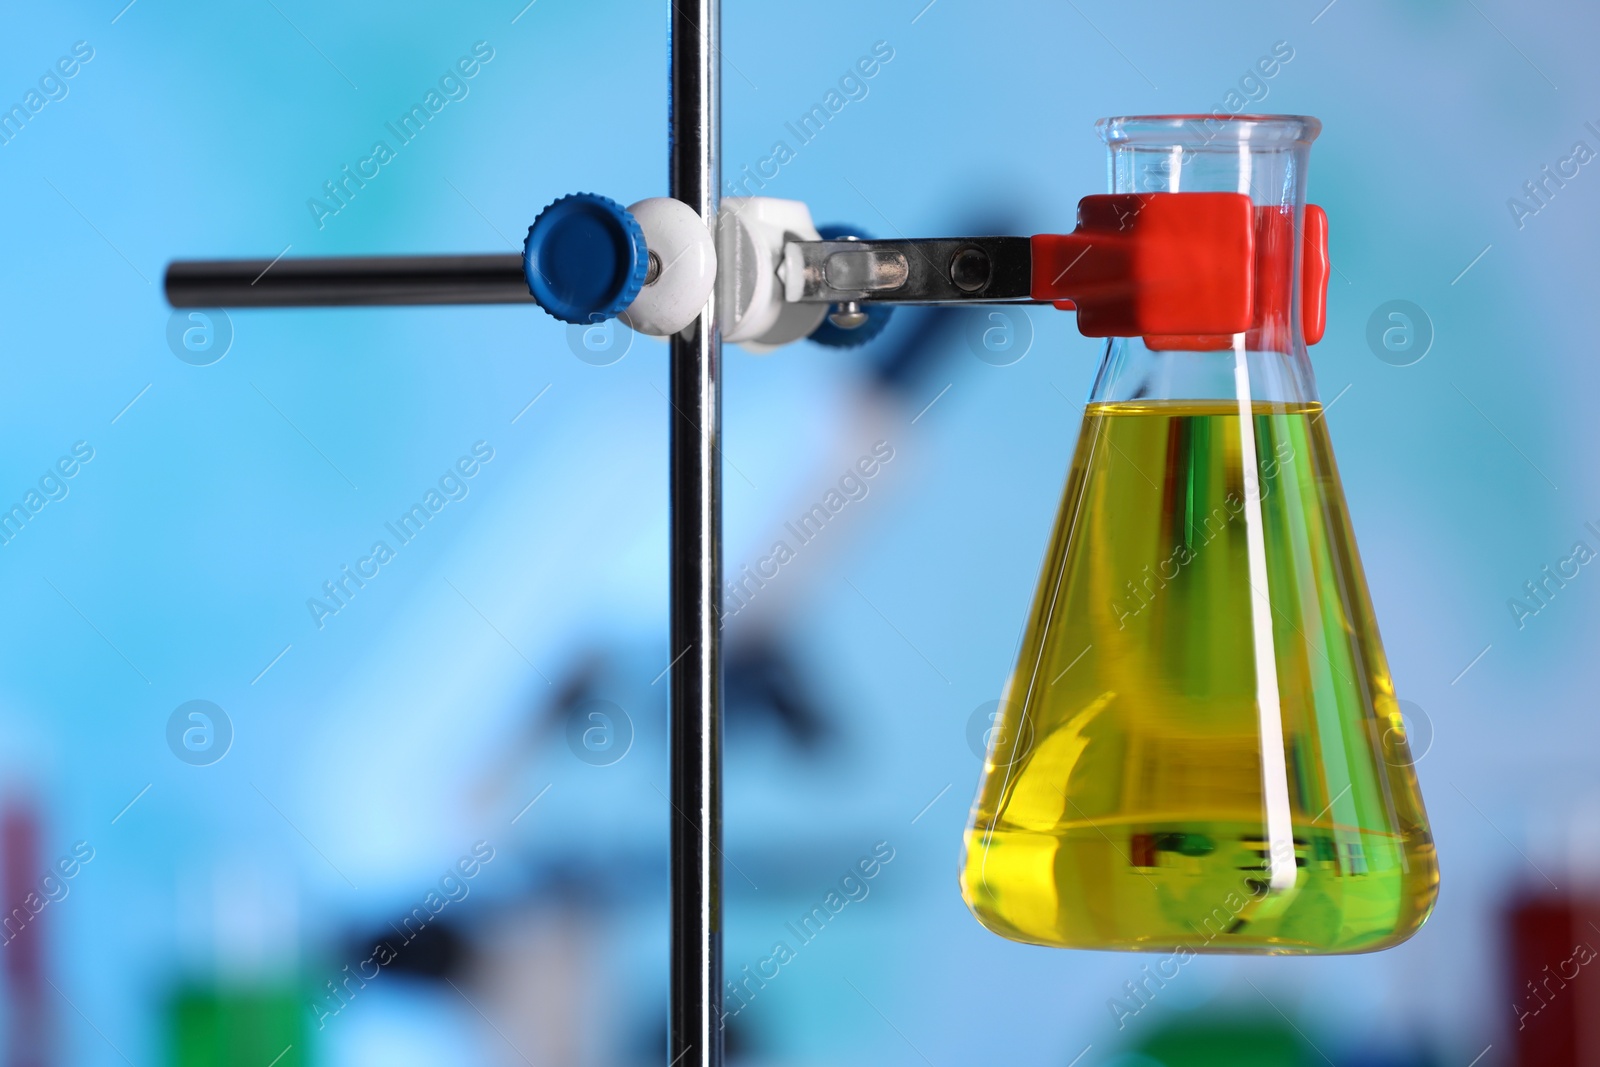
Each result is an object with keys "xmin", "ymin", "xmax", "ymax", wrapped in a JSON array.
[{"xmin": 1088, "ymin": 115, "xmax": 1320, "ymax": 408}]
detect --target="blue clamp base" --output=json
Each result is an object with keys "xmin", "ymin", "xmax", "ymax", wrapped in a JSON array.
[{"xmin": 524, "ymin": 193, "xmax": 649, "ymax": 325}]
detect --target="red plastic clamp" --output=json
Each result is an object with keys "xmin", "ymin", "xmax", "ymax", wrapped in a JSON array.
[{"xmin": 1031, "ymin": 193, "xmax": 1328, "ymax": 348}]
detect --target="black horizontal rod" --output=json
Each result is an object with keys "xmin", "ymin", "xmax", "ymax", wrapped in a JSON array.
[{"xmin": 164, "ymin": 254, "xmax": 533, "ymax": 308}]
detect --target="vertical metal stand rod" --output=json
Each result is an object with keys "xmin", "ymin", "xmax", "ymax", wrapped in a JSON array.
[{"xmin": 667, "ymin": 0, "xmax": 721, "ymax": 1065}]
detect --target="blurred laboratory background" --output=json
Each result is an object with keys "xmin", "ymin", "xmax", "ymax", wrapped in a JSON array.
[{"xmin": 0, "ymin": 0, "xmax": 1597, "ymax": 1064}]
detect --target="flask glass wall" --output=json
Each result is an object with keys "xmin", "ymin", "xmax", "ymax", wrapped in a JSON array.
[{"xmin": 960, "ymin": 115, "xmax": 1438, "ymax": 954}]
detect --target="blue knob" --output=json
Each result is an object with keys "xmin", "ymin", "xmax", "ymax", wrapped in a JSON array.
[
  {"xmin": 807, "ymin": 224, "xmax": 894, "ymax": 348},
  {"xmin": 524, "ymin": 193, "xmax": 649, "ymax": 325}
]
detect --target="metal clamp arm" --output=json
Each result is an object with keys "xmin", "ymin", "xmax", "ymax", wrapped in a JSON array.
[
  {"xmin": 163, "ymin": 194, "xmax": 1330, "ymax": 350},
  {"xmin": 781, "ymin": 236, "xmax": 1035, "ymax": 306}
]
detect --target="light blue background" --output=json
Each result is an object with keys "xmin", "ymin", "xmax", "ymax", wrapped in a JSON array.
[{"xmin": 0, "ymin": 0, "xmax": 1595, "ymax": 1064}]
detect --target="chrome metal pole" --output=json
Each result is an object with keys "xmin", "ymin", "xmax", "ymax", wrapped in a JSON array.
[
  {"xmin": 164, "ymin": 254, "xmax": 532, "ymax": 307},
  {"xmin": 667, "ymin": 0, "xmax": 722, "ymax": 1063}
]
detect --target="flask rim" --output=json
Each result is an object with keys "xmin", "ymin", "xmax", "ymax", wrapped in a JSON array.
[{"xmin": 1097, "ymin": 114, "xmax": 1321, "ymax": 148}]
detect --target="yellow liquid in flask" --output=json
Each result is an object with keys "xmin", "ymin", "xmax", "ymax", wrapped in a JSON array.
[{"xmin": 961, "ymin": 399, "xmax": 1438, "ymax": 954}]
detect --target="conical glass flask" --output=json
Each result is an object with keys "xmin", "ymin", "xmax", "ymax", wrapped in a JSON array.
[{"xmin": 961, "ymin": 115, "xmax": 1438, "ymax": 954}]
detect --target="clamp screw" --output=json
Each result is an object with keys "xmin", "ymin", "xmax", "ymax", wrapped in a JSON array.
[
  {"xmin": 950, "ymin": 246, "xmax": 992, "ymax": 293},
  {"xmin": 829, "ymin": 300, "xmax": 869, "ymax": 329}
]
